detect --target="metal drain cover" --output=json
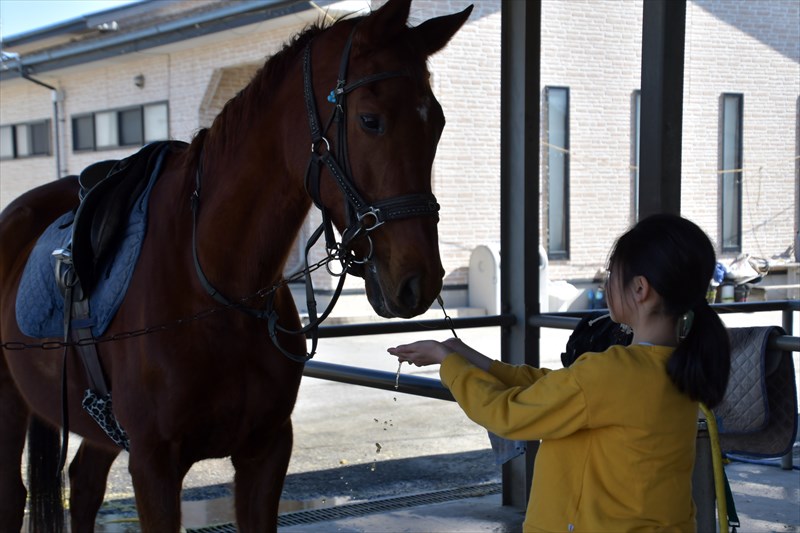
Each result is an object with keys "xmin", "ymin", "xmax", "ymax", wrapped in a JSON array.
[{"xmin": 187, "ymin": 483, "xmax": 501, "ymax": 532}]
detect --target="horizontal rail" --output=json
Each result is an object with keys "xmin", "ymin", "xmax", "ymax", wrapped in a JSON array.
[
  {"xmin": 547, "ymin": 300, "xmax": 799, "ymax": 319},
  {"xmin": 530, "ymin": 310, "xmax": 799, "ymax": 353},
  {"xmin": 774, "ymin": 336, "xmax": 800, "ymax": 352},
  {"xmin": 317, "ymin": 301, "xmax": 797, "ymax": 339},
  {"xmin": 711, "ymin": 300, "xmax": 799, "ymax": 313},
  {"xmin": 303, "ymin": 360, "xmax": 454, "ymax": 401},
  {"xmin": 317, "ymin": 314, "xmax": 515, "ymax": 338},
  {"xmin": 528, "ymin": 314, "xmax": 580, "ymax": 329}
]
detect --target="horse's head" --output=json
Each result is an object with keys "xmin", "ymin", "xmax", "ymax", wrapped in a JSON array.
[{"xmin": 306, "ymin": 0, "xmax": 472, "ymax": 318}]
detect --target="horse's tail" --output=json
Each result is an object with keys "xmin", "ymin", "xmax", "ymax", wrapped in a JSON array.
[{"xmin": 26, "ymin": 415, "xmax": 65, "ymax": 533}]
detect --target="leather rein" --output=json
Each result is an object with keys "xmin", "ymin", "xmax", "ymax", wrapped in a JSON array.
[{"xmin": 191, "ymin": 24, "xmax": 440, "ymax": 363}]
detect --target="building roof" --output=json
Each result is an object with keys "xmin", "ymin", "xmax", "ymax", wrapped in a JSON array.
[{"xmin": 0, "ymin": 0, "xmax": 340, "ymax": 81}]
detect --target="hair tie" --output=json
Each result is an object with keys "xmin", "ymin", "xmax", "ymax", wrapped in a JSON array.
[{"xmin": 677, "ymin": 309, "xmax": 695, "ymax": 341}]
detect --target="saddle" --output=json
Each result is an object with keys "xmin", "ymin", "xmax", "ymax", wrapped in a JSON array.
[
  {"xmin": 17, "ymin": 141, "xmax": 185, "ymax": 453},
  {"xmin": 715, "ymin": 326, "xmax": 797, "ymax": 457},
  {"xmin": 72, "ymin": 141, "xmax": 185, "ymax": 294}
]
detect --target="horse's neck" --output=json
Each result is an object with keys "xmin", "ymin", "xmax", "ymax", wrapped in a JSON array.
[{"xmin": 193, "ymin": 78, "xmax": 312, "ymax": 295}]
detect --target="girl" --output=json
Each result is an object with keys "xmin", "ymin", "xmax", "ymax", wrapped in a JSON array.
[{"xmin": 388, "ymin": 214, "xmax": 730, "ymax": 532}]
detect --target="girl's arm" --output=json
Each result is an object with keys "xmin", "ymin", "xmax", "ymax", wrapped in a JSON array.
[
  {"xmin": 441, "ymin": 355, "xmax": 587, "ymax": 441},
  {"xmin": 388, "ymin": 338, "xmax": 550, "ymax": 386},
  {"xmin": 387, "ymin": 338, "xmax": 492, "ymax": 371},
  {"xmin": 388, "ymin": 339, "xmax": 587, "ymax": 440},
  {"xmin": 441, "ymin": 338, "xmax": 493, "ymax": 371}
]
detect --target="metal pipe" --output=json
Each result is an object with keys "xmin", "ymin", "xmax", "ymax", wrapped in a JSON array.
[
  {"xmin": 528, "ymin": 314, "xmax": 580, "ymax": 330},
  {"xmin": 713, "ymin": 300, "xmax": 800, "ymax": 314},
  {"xmin": 774, "ymin": 335, "xmax": 800, "ymax": 352},
  {"xmin": 500, "ymin": 0, "xmax": 543, "ymax": 509},
  {"xmin": 638, "ymin": 0, "xmax": 686, "ymax": 218},
  {"xmin": 529, "ymin": 310, "xmax": 799, "ymax": 352},
  {"xmin": 317, "ymin": 314, "xmax": 515, "ymax": 338},
  {"xmin": 781, "ymin": 308, "xmax": 796, "ymax": 470},
  {"xmin": 20, "ymin": 71, "xmax": 62, "ymax": 180},
  {"xmin": 303, "ymin": 360, "xmax": 454, "ymax": 402}
]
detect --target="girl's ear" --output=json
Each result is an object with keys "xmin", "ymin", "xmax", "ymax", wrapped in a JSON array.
[{"xmin": 632, "ymin": 275, "xmax": 651, "ymax": 303}]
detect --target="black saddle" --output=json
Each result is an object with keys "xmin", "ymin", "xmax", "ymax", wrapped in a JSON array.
[
  {"xmin": 72, "ymin": 141, "xmax": 185, "ymax": 293},
  {"xmin": 561, "ymin": 311, "xmax": 633, "ymax": 367}
]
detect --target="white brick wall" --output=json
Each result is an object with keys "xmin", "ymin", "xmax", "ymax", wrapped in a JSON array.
[
  {"xmin": 0, "ymin": 80, "xmax": 60, "ymax": 204},
  {"xmin": 1, "ymin": 0, "xmax": 797, "ymax": 288},
  {"xmin": 682, "ymin": 0, "xmax": 799, "ymax": 265}
]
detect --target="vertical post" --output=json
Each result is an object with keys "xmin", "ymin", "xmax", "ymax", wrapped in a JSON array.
[
  {"xmin": 638, "ymin": 0, "xmax": 686, "ymax": 218},
  {"xmin": 781, "ymin": 308, "xmax": 795, "ymax": 470},
  {"xmin": 21, "ymin": 70, "xmax": 63, "ymax": 180},
  {"xmin": 52, "ymin": 91, "xmax": 63, "ymax": 179},
  {"xmin": 500, "ymin": 0, "xmax": 541, "ymax": 509}
]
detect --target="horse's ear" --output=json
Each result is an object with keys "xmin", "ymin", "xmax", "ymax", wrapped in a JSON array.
[
  {"xmin": 412, "ymin": 4, "xmax": 473, "ymax": 56},
  {"xmin": 360, "ymin": 0, "xmax": 413, "ymax": 45}
]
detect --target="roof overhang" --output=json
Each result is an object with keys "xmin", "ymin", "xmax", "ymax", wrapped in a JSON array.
[{"xmin": 0, "ymin": 0, "xmax": 357, "ymax": 82}]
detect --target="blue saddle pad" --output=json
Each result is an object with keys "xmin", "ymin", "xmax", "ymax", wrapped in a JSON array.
[{"xmin": 16, "ymin": 171, "xmax": 161, "ymax": 339}]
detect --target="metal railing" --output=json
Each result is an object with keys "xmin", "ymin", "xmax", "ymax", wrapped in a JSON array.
[
  {"xmin": 304, "ymin": 299, "xmax": 799, "ymax": 470},
  {"xmin": 305, "ymin": 300, "xmax": 799, "ymax": 401}
]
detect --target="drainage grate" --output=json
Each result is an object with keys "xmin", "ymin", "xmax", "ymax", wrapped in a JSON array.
[
  {"xmin": 187, "ymin": 483, "xmax": 501, "ymax": 532},
  {"xmin": 188, "ymin": 525, "xmax": 237, "ymax": 533}
]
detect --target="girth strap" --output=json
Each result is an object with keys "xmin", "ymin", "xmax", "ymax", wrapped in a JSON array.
[
  {"xmin": 70, "ymin": 298, "xmax": 109, "ymax": 396},
  {"xmin": 53, "ymin": 247, "xmax": 130, "ymax": 467}
]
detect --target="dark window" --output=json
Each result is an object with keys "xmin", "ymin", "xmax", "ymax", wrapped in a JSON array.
[
  {"xmin": 73, "ymin": 115, "xmax": 95, "ymax": 151},
  {"xmin": 0, "ymin": 120, "xmax": 50, "ymax": 159},
  {"xmin": 119, "ymin": 107, "xmax": 143, "ymax": 146},
  {"xmin": 30, "ymin": 121, "xmax": 51, "ymax": 155},
  {"xmin": 719, "ymin": 93, "xmax": 743, "ymax": 253},
  {"xmin": 71, "ymin": 102, "xmax": 168, "ymax": 151},
  {"xmin": 545, "ymin": 86, "xmax": 570, "ymax": 259}
]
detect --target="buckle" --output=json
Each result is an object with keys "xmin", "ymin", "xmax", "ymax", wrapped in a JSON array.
[{"xmin": 357, "ymin": 208, "xmax": 384, "ymax": 232}]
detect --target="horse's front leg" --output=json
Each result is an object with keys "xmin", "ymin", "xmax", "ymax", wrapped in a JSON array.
[
  {"xmin": 128, "ymin": 440, "xmax": 188, "ymax": 532},
  {"xmin": 232, "ymin": 418, "xmax": 294, "ymax": 532},
  {"xmin": 0, "ymin": 363, "xmax": 29, "ymax": 533},
  {"xmin": 68, "ymin": 440, "xmax": 121, "ymax": 533}
]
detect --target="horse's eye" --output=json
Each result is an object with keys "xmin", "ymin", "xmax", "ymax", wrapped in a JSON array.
[{"xmin": 359, "ymin": 114, "xmax": 384, "ymax": 134}]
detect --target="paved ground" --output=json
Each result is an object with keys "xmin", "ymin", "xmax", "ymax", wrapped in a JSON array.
[{"xmin": 25, "ymin": 310, "xmax": 800, "ymax": 531}]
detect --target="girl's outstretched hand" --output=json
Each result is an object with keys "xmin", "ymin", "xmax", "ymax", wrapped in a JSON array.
[{"xmin": 387, "ymin": 340, "xmax": 451, "ymax": 367}]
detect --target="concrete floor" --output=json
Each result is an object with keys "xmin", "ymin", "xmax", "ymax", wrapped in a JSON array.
[{"xmin": 276, "ymin": 457, "xmax": 800, "ymax": 533}]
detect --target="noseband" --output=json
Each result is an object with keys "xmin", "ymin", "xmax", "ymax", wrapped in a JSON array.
[{"xmin": 192, "ymin": 22, "xmax": 441, "ymax": 363}]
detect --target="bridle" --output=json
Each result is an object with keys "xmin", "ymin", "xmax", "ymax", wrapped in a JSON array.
[
  {"xmin": 192, "ymin": 22, "xmax": 441, "ymax": 363},
  {"xmin": 302, "ymin": 24, "xmax": 440, "ymax": 257}
]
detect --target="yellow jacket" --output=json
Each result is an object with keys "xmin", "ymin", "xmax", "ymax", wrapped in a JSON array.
[{"xmin": 440, "ymin": 344, "xmax": 698, "ymax": 532}]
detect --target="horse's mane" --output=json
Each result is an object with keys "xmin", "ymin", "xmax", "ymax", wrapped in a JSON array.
[{"xmin": 185, "ymin": 13, "xmax": 361, "ymax": 170}]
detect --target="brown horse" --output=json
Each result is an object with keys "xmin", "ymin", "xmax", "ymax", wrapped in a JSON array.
[{"xmin": 0, "ymin": 0, "xmax": 471, "ymax": 530}]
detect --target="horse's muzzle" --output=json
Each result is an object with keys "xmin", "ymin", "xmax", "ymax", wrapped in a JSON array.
[{"xmin": 363, "ymin": 262, "xmax": 441, "ymax": 319}]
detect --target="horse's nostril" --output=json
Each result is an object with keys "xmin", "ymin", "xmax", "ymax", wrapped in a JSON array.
[{"xmin": 398, "ymin": 274, "xmax": 423, "ymax": 311}]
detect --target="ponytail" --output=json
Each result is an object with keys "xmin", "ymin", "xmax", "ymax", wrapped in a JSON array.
[
  {"xmin": 609, "ymin": 214, "xmax": 733, "ymax": 408},
  {"xmin": 666, "ymin": 301, "xmax": 730, "ymax": 408}
]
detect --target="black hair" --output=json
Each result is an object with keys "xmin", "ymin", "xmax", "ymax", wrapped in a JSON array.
[{"xmin": 608, "ymin": 214, "xmax": 730, "ymax": 407}]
